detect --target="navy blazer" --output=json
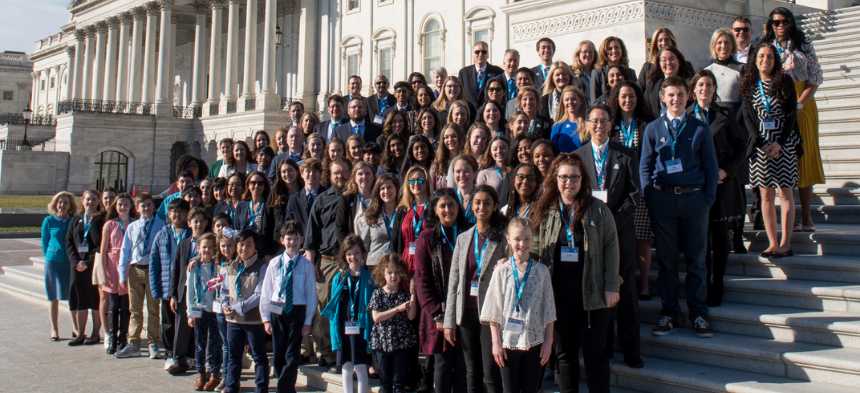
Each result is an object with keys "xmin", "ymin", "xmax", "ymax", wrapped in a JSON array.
[
  {"xmin": 531, "ymin": 64, "xmax": 549, "ymax": 91},
  {"xmin": 234, "ymin": 198, "xmax": 275, "ymax": 256},
  {"xmin": 169, "ymin": 237, "xmax": 194, "ymax": 303},
  {"xmin": 284, "ymin": 185, "xmax": 328, "ymax": 238},
  {"xmin": 332, "ymin": 121, "xmax": 383, "ymax": 145},
  {"xmin": 314, "ymin": 115, "xmax": 351, "ymax": 142},
  {"xmin": 458, "ymin": 63, "xmax": 505, "ymax": 108}
]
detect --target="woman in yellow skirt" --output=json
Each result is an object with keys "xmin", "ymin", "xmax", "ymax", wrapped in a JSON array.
[{"xmin": 760, "ymin": 7, "xmax": 826, "ymax": 231}]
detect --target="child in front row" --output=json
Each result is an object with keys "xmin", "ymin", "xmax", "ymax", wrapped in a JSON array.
[
  {"xmin": 185, "ymin": 232, "xmax": 223, "ymax": 391},
  {"xmin": 218, "ymin": 229, "xmax": 269, "ymax": 393},
  {"xmin": 480, "ymin": 218, "xmax": 556, "ymax": 393},
  {"xmin": 322, "ymin": 235, "xmax": 376, "ymax": 393},
  {"xmin": 369, "ymin": 254, "xmax": 418, "ymax": 393},
  {"xmin": 260, "ymin": 221, "xmax": 317, "ymax": 393}
]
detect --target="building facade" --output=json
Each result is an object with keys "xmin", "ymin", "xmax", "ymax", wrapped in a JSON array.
[
  {"xmin": 0, "ymin": 52, "xmax": 33, "ymax": 116},
  {"xmin": 1, "ymin": 0, "xmax": 830, "ymax": 194}
]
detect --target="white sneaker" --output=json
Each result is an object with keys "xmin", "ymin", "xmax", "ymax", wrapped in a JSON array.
[
  {"xmin": 554, "ymin": 370, "xmax": 559, "ymax": 386},
  {"xmin": 115, "ymin": 344, "xmax": 141, "ymax": 358},
  {"xmin": 187, "ymin": 358, "xmax": 195, "ymax": 368},
  {"xmin": 164, "ymin": 358, "xmax": 177, "ymax": 371},
  {"xmin": 149, "ymin": 345, "xmax": 160, "ymax": 359},
  {"xmin": 104, "ymin": 339, "xmax": 110, "ymax": 349}
]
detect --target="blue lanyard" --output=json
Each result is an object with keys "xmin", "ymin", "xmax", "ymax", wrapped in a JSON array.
[
  {"xmin": 357, "ymin": 193, "xmax": 367, "ymax": 210},
  {"xmin": 190, "ymin": 238, "xmax": 198, "ymax": 259},
  {"xmin": 509, "ymin": 257, "xmax": 533, "ymax": 313},
  {"xmin": 662, "ymin": 116, "xmax": 688, "ymax": 160},
  {"xmin": 278, "ymin": 253, "xmax": 297, "ymax": 300},
  {"xmin": 82, "ymin": 214, "xmax": 92, "ymax": 243},
  {"xmin": 382, "ymin": 210, "xmax": 394, "ymax": 240},
  {"xmin": 378, "ymin": 96, "xmax": 388, "ymax": 114},
  {"xmin": 457, "ymin": 188, "xmax": 476, "ymax": 223},
  {"xmin": 694, "ymin": 104, "xmax": 709, "ymax": 124},
  {"xmin": 473, "ymin": 230, "xmax": 489, "ymax": 278},
  {"xmin": 583, "ymin": 72, "xmax": 591, "ymax": 86},
  {"xmin": 620, "ymin": 119, "xmax": 635, "ymax": 148},
  {"xmin": 227, "ymin": 201, "xmax": 234, "ymax": 223},
  {"xmin": 559, "ymin": 202, "xmax": 576, "ymax": 246},
  {"xmin": 346, "ymin": 274, "xmax": 361, "ymax": 321},
  {"xmin": 173, "ymin": 226, "xmax": 186, "ymax": 248},
  {"xmin": 775, "ymin": 39, "xmax": 789, "ymax": 56},
  {"xmin": 493, "ymin": 165, "xmax": 503, "ymax": 181},
  {"xmin": 529, "ymin": 118, "xmax": 536, "ymax": 133},
  {"xmin": 195, "ymin": 259, "xmax": 215, "ymax": 306},
  {"xmin": 248, "ymin": 200, "xmax": 263, "ymax": 228},
  {"xmin": 440, "ymin": 224, "xmax": 458, "ymax": 253},
  {"xmin": 235, "ymin": 262, "xmax": 246, "ymax": 300},
  {"xmin": 592, "ymin": 144, "xmax": 609, "ymax": 189},
  {"xmin": 412, "ymin": 203, "xmax": 426, "ymax": 240},
  {"xmin": 517, "ymin": 201, "xmax": 531, "ymax": 218},
  {"xmin": 117, "ymin": 219, "xmax": 126, "ymax": 236},
  {"xmin": 757, "ymin": 79, "xmax": 773, "ymax": 117}
]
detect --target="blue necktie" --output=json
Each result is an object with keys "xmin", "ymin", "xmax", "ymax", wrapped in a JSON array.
[
  {"xmin": 282, "ymin": 259, "xmax": 294, "ymax": 315},
  {"xmin": 543, "ymin": 66, "xmax": 548, "ymax": 78},
  {"xmin": 354, "ymin": 124, "xmax": 363, "ymax": 136},
  {"xmin": 307, "ymin": 192, "xmax": 315, "ymax": 213},
  {"xmin": 290, "ymin": 153, "xmax": 301, "ymax": 162},
  {"xmin": 508, "ymin": 79, "xmax": 517, "ymax": 100},
  {"xmin": 671, "ymin": 119, "xmax": 681, "ymax": 136},
  {"xmin": 477, "ymin": 69, "xmax": 485, "ymax": 89}
]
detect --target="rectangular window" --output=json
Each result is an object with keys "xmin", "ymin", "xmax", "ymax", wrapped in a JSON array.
[
  {"xmin": 2, "ymin": 91, "xmax": 12, "ymax": 101},
  {"xmin": 474, "ymin": 29, "xmax": 489, "ymax": 46},
  {"xmin": 41, "ymin": 80, "xmax": 46, "ymax": 91},
  {"xmin": 50, "ymin": 77, "xmax": 56, "ymax": 89},
  {"xmin": 348, "ymin": 0, "xmax": 359, "ymax": 11},
  {"xmin": 348, "ymin": 55, "xmax": 359, "ymax": 79},
  {"xmin": 379, "ymin": 48, "xmax": 392, "ymax": 80},
  {"xmin": 423, "ymin": 31, "xmax": 441, "ymax": 75}
]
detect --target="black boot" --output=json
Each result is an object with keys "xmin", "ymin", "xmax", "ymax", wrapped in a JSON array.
[
  {"xmin": 106, "ymin": 311, "xmax": 117, "ymax": 354},
  {"xmin": 732, "ymin": 224, "xmax": 748, "ymax": 254},
  {"xmin": 706, "ymin": 281, "xmax": 724, "ymax": 307}
]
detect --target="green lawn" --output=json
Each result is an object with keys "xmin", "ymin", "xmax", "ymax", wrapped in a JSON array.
[
  {"xmin": 0, "ymin": 195, "xmax": 54, "ymax": 209},
  {"xmin": 0, "ymin": 227, "xmax": 40, "ymax": 232}
]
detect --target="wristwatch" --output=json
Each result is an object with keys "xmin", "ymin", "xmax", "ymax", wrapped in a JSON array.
[{"xmin": 797, "ymin": 102, "xmax": 804, "ymax": 110}]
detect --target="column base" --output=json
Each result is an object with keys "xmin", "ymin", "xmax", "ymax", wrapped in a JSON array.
[
  {"xmin": 220, "ymin": 99, "xmax": 237, "ymax": 115},
  {"xmin": 238, "ymin": 95, "xmax": 257, "ymax": 112},
  {"xmin": 202, "ymin": 101, "xmax": 220, "ymax": 117},
  {"xmin": 153, "ymin": 102, "xmax": 173, "ymax": 117},
  {"xmin": 256, "ymin": 92, "xmax": 281, "ymax": 111}
]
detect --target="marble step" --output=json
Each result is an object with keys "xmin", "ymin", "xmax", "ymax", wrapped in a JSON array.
[
  {"xmin": 744, "ymin": 186, "xmax": 860, "ymax": 206},
  {"xmin": 3, "ymin": 265, "xmax": 44, "ymax": 282},
  {"xmin": 743, "ymin": 223, "xmax": 860, "ymax": 256},
  {"xmin": 0, "ymin": 274, "xmax": 66, "ymax": 309},
  {"xmin": 638, "ymin": 323, "xmax": 860, "ymax": 388}
]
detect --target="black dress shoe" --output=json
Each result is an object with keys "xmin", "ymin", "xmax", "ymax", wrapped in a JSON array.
[
  {"xmin": 759, "ymin": 251, "xmax": 775, "ymax": 258},
  {"xmin": 68, "ymin": 336, "xmax": 86, "ymax": 346},
  {"xmin": 771, "ymin": 249, "xmax": 793, "ymax": 259},
  {"xmin": 638, "ymin": 294, "xmax": 652, "ymax": 301},
  {"xmin": 625, "ymin": 357, "xmax": 644, "ymax": 368},
  {"xmin": 301, "ymin": 355, "xmax": 310, "ymax": 365},
  {"xmin": 318, "ymin": 358, "xmax": 328, "ymax": 368}
]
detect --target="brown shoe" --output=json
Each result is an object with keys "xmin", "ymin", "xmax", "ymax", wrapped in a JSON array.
[
  {"xmin": 204, "ymin": 372, "xmax": 221, "ymax": 391},
  {"xmin": 693, "ymin": 317, "xmax": 714, "ymax": 338},
  {"xmin": 194, "ymin": 372, "xmax": 209, "ymax": 391},
  {"xmin": 214, "ymin": 378, "xmax": 226, "ymax": 392},
  {"xmin": 651, "ymin": 316, "xmax": 678, "ymax": 336}
]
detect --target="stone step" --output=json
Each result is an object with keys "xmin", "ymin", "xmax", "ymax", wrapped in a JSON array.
[
  {"xmin": 639, "ymin": 297, "xmax": 860, "ymax": 348},
  {"xmin": 806, "ymin": 20, "xmax": 860, "ymax": 40},
  {"xmin": 816, "ymin": 171, "xmax": 860, "ymax": 188},
  {"xmin": 0, "ymin": 274, "xmax": 65, "ymax": 309},
  {"xmin": 744, "ymin": 187, "xmax": 860, "ymax": 206},
  {"xmin": 821, "ymin": 156, "xmax": 860, "ymax": 174},
  {"xmin": 809, "ymin": 32, "xmax": 860, "ymax": 49},
  {"xmin": 744, "ymin": 223, "xmax": 860, "ymax": 256},
  {"xmin": 769, "ymin": 204, "xmax": 860, "ymax": 224},
  {"xmin": 813, "ymin": 90, "xmax": 860, "ymax": 107},
  {"xmin": 610, "ymin": 353, "xmax": 860, "ymax": 393},
  {"xmin": 30, "ymin": 256, "xmax": 45, "ymax": 270},
  {"xmin": 638, "ymin": 323, "xmax": 860, "ymax": 388},
  {"xmin": 3, "ymin": 265, "xmax": 44, "ymax": 283}
]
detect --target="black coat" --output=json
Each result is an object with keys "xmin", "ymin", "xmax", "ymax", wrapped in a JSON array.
[
  {"xmin": 458, "ymin": 63, "xmax": 505, "ymax": 108},
  {"xmin": 234, "ymin": 198, "xmax": 275, "ymax": 256},
  {"xmin": 332, "ymin": 121, "xmax": 383, "ymax": 145},
  {"xmin": 529, "ymin": 114, "xmax": 554, "ymax": 140},
  {"xmin": 637, "ymin": 61, "xmax": 695, "ymax": 91},
  {"xmin": 169, "ymin": 237, "xmax": 194, "ymax": 302},
  {"xmin": 365, "ymin": 94, "xmax": 397, "ymax": 123},
  {"xmin": 741, "ymin": 79, "xmax": 798, "ymax": 152},
  {"xmin": 590, "ymin": 65, "xmax": 637, "ymax": 105}
]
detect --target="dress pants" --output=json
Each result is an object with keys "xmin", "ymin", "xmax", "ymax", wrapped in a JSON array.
[
  {"xmin": 174, "ymin": 298, "xmax": 197, "ymax": 363},
  {"xmin": 377, "ymin": 349, "xmax": 409, "ymax": 393},
  {"xmin": 500, "ymin": 346, "xmax": 542, "ymax": 393},
  {"xmin": 272, "ymin": 305, "xmax": 306, "ymax": 393},
  {"xmin": 225, "ymin": 322, "xmax": 269, "ymax": 393},
  {"xmin": 554, "ymin": 297, "xmax": 611, "ymax": 393},
  {"xmin": 647, "ymin": 189, "xmax": 710, "ymax": 322},
  {"xmin": 605, "ymin": 221, "xmax": 641, "ymax": 360},
  {"xmin": 314, "ymin": 256, "xmax": 340, "ymax": 364},
  {"xmin": 459, "ymin": 308, "xmax": 502, "ymax": 393},
  {"xmin": 161, "ymin": 299, "xmax": 175, "ymax": 353},
  {"xmin": 433, "ymin": 348, "xmax": 467, "ymax": 393},
  {"xmin": 127, "ymin": 265, "xmax": 159, "ymax": 348}
]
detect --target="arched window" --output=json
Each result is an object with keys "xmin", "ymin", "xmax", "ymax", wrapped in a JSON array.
[
  {"xmin": 423, "ymin": 20, "xmax": 442, "ymax": 75},
  {"xmin": 94, "ymin": 150, "xmax": 129, "ymax": 191}
]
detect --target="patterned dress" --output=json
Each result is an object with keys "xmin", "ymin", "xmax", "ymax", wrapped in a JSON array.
[
  {"xmin": 368, "ymin": 288, "xmax": 417, "ymax": 352},
  {"xmin": 749, "ymin": 81, "xmax": 799, "ymax": 188},
  {"xmin": 616, "ymin": 118, "xmax": 652, "ymax": 240}
]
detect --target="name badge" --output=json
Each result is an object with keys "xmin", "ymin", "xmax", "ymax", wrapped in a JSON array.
[
  {"xmin": 409, "ymin": 242, "xmax": 417, "ymax": 255},
  {"xmin": 345, "ymin": 321, "xmax": 360, "ymax": 335},
  {"xmin": 270, "ymin": 301, "xmax": 285, "ymax": 315},
  {"xmin": 763, "ymin": 118, "xmax": 777, "ymax": 130},
  {"xmin": 470, "ymin": 281, "xmax": 479, "ymax": 297},
  {"xmin": 506, "ymin": 318, "xmax": 525, "ymax": 334},
  {"xmin": 212, "ymin": 302, "xmax": 222, "ymax": 314},
  {"xmin": 187, "ymin": 307, "xmax": 204, "ymax": 319},
  {"xmin": 560, "ymin": 246, "xmax": 579, "ymax": 262},
  {"xmin": 373, "ymin": 115, "xmax": 384, "ymax": 125},
  {"xmin": 383, "ymin": 247, "xmax": 390, "ymax": 255},
  {"xmin": 665, "ymin": 159, "xmax": 683, "ymax": 174},
  {"xmin": 77, "ymin": 243, "xmax": 89, "ymax": 254},
  {"xmin": 592, "ymin": 190, "xmax": 608, "ymax": 203}
]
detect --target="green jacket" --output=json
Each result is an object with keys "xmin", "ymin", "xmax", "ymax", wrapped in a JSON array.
[
  {"xmin": 530, "ymin": 199, "xmax": 621, "ymax": 311},
  {"xmin": 209, "ymin": 159, "xmax": 223, "ymax": 179}
]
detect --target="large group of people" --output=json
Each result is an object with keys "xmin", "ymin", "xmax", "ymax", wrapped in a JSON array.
[{"xmin": 40, "ymin": 6, "xmax": 824, "ymax": 393}]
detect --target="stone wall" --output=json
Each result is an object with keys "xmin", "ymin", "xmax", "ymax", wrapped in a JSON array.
[{"xmin": 0, "ymin": 150, "xmax": 70, "ymax": 195}]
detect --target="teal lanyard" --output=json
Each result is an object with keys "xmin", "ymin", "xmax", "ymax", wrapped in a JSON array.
[
  {"xmin": 493, "ymin": 165, "xmax": 503, "ymax": 181},
  {"xmin": 473, "ymin": 230, "xmax": 488, "ymax": 278},
  {"xmin": 347, "ymin": 275, "xmax": 361, "ymax": 321},
  {"xmin": 412, "ymin": 203, "xmax": 426, "ymax": 240},
  {"xmin": 173, "ymin": 226, "xmax": 186, "ymax": 248},
  {"xmin": 195, "ymin": 260, "xmax": 215, "ymax": 306},
  {"xmin": 510, "ymin": 257, "xmax": 533, "ymax": 313},
  {"xmin": 235, "ymin": 263, "xmax": 246, "ymax": 300},
  {"xmin": 457, "ymin": 188, "xmax": 476, "ymax": 223},
  {"xmin": 117, "ymin": 219, "xmax": 126, "ymax": 236},
  {"xmin": 517, "ymin": 201, "xmax": 531, "ymax": 218},
  {"xmin": 358, "ymin": 193, "xmax": 367, "ymax": 210},
  {"xmin": 592, "ymin": 144, "xmax": 609, "ymax": 189},
  {"xmin": 620, "ymin": 119, "xmax": 635, "ymax": 149},
  {"xmin": 559, "ymin": 202, "xmax": 576, "ymax": 246},
  {"xmin": 757, "ymin": 79, "xmax": 773, "ymax": 118},
  {"xmin": 662, "ymin": 116, "xmax": 688, "ymax": 160},
  {"xmin": 82, "ymin": 214, "xmax": 92, "ymax": 243},
  {"xmin": 382, "ymin": 210, "xmax": 394, "ymax": 240},
  {"xmin": 440, "ymin": 224, "xmax": 458, "ymax": 253},
  {"xmin": 248, "ymin": 200, "xmax": 263, "ymax": 229},
  {"xmin": 694, "ymin": 104, "xmax": 709, "ymax": 124}
]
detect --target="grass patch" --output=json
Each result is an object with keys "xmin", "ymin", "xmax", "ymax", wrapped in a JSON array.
[
  {"xmin": 0, "ymin": 227, "xmax": 40, "ymax": 232},
  {"xmin": 0, "ymin": 195, "xmax": 53, "ymax": 209}
]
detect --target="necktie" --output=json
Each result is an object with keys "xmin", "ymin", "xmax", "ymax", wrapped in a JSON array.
[
  {"xmin": 543, "ymin": 66, "xmax": 548, "ymax": 78},
  {"xmin": 307, "ymin": 192, "xmax": 315, "ymax": 212},
  {"xmin": 282, "ymin": 259, "xmax": 294, "ymax": 315},
  {"xmin": 671, "ymin": 119, "xmax": 681, "ymax": 136},
  {"xmin": 477, "ymin": 69, "xmax": 484, "ymax": 89},
  {"xmin": 508, "ymin": 79, "xmax": 517, "ymax": 100},
  {"xmin": 136, "ymin": 219, "xmax": 150, "ymax": 260},
  {"xmin": 290, "ymin": 153, "xmax": 301, "ymax": 162},
  {"xmin": 354, "ymin": 124, "xmax": 363, "ymax": 136}
]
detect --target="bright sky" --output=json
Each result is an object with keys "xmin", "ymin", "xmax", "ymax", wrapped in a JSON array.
[{"xmin": 0, "ymin": 0, "xmax": 71, "ymax": 54}]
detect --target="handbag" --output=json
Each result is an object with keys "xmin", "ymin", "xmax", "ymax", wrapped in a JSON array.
[{"xmin": 92, "ymin": 252, "xmax": 106, "ymax": 286}]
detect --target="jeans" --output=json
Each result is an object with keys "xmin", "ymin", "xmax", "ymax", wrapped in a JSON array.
[
  {"xmin": 377, "ymin": 349, "xmax": 409, "ymax": 393},
  {"xmin": 272, "ymin": 305, "xmax": 306, "ymax": 393},
  {"xmin": 194, "ymin": 311, "xmax": 223, "ymax": 374},
  {"xmin": 500, "ymin": 346, "xmax": 542, "ymax": 393},
  {"xmin": 459, "ymin": 308, "xmax": 502, "ymax": 393},
  {"xmin": 225, "ymin": 322, "xmax": 269, "ymax": 393},
  {"xmin": 127, "ymin": 265, "xmax": 159, "ymax": 347},
  {"xmin": 647, "ymin": 189, "xmax": 710, "ymax": 322},
  {"xmin": 433, "ymin": 349, "xmax": 466, "ymax": 393},
  {"xmin": 216, "ymin": 313, "xmax": 229, "ymax": 372}
]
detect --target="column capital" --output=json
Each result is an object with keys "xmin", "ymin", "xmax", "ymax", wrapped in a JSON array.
[
  {"xmin": 65, "ymin": 45, "xmax": 76, "ymax": 56},
  {"xmin": 210, "ymin": 0, "xmax": 225, "ymax": 10},
  {"xmin": 53, "ymin": 64, "xmax": 62, "ymax": 72},
  {"xmin": 107, "ymin": 16, "xmax": 121, "ymax": 29},
  {"xmin": 146, "ymin": 1, "xmax": 161, "ymax": 15},
  {"xmin": 171, "ymin": 13, "xmax": 180, "ymax": 24},
  {"xmin": 120, "ymin": 11, "xmax": 133, "ymax": 24},
  {"xmin": 132, "ymin": 6, "xmax": 148, "ymax": 20},
  {"xmin": 96, "ymin": 20, "xmax": 109, "ymax": 33},
  {"xmin": 192, "ymin": 0, "xmax": 209, "ymax": 13},
  {"xmin": 74, "ymin": 29, "xmax": 88, "ymax": 41},
  {"xmin": 86, "ymin": 24, "xmax": 98, "ymax": 36},
  {"xmin": 31, "ymin": 72, "xmax": 38, "ymax": 80},
  {"xmin": 227, "ymin": 0, "xmax": 241, "ymax": 5},
  {"xmin": 159, "ymin": 0, "xmax": 176, "ymax": 11}
]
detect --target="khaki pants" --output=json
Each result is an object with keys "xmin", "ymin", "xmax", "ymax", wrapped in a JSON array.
[
  {"xmin": 313, "ymin": 256, "xmax": 340, "ymax": 363},
  {"xmin": 127, "ymin": 265, "xmax": 160, "ymax": 347}
]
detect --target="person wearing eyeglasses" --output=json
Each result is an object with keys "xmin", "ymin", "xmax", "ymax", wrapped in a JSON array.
[
  {"xmin": 640, "ymin": 76, "xmax": 720, "ymax": 339},
  {"xmin": 574, "ymin": 104, "xmax": 642, "ymax": 370},
  {"xmin": 314, "ymin": 95, "xmax": 350, "ymax": 143},
  {"xmin": 500, "ymin": 163, "xmax": 542, "ymax": 219},
  {"xmin": 532, "ymin": 38, "xmax": 556, "ymax": 91},
  {"xmin": 459, "ymin": 41, "xmax": 505, "ymax": 109},
  {"xmin": 644, "ymin": 46, "xmax": 694, "ymax": 119},
  {"xmin": 732, "ymin": 17, "xmax": 755, "ymax": 64},
  {"xmin": 484, "ymin": 79, "xmax": 507, "ymax": 109},
  {"xmin": 333, "ymin": 97, "xmax": 383, "ymax": 146},
  {"xmin": 366, "ymin": 75, "xmax": 397, "ymax": 126},
  {"xmin": 382, "ymin": 83, "xmax": 415, "ymax": 133},
  {"xmin": 529, "ymin": 153, "xmax": 621, "ymax": 393}
]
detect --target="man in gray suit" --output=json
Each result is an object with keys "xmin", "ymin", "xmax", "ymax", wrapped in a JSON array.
[
  {"xmin": 332, "ymin": 97, "xmax": 383, "ymax": 144},
  {"xmin": 313, "ymin": 95, "xmax": 349, "ymax": 143},
  {"xmin": 531, "ymin": 37, "xmax": 555, "ymax": 90},
  {"xmin": 365, "ymin": 75, "xmax": 397, "ymax": 125}
]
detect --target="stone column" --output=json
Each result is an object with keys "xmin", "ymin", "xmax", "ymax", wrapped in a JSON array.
[
  {"xmin": 154, "ymin": 0, "xmax": 175, "ymax": 116},
  {"xmin": 71, "ymin": 30, "xmax": 86, "ymax": 100},
  {"xmin": 103, "ymin": 17, "xmax": 120, "ymax": 102},
  {"xmin": 238, "ymin": 0, "xmax": 257, "ymax": 111},
  {"xmin": 191, "ymin": 1, "xmax": 208, "ymax": 107},
  {"xmin": 30, "ymin": 72, "xmax": 39, "ymax": 112},
  {"xmin": 128, "ymin": 7, "xmax": 146, "ymax": 103},
  {"xmin": 53, "ymin": 65, "xmax": 62, "ymax": 115},
  {"xmin": 116, "ymin": 13, "xmax": 132, "ymax": 103},
  {"xmin": 221, "ymin": 0, "xmax": 240, "ymax": 113},
  {"xmin": 256, "ymin": 0, "xmax": 278, "ymax": 110},
  {"xmin": 63, "ymin": 47, "xmax": 75, "ymax": 101},
  {"xmin": 82, "ymin": 26, "xmax": 96, "ymax": 100},
  {"xmin": 168, "ymin": 13, "xmax": 179, "ymax": 105},
  {"xmin": 91, "ymin": 21, "xmax": 108, "ymax": 101},
  {"xmin": 296, "ymin": 0, "xmax": 319, "ymax": 108},
  {"xmin": 141, "ymin": 2, "xmax": 160, "ymax": 104},
  {"xmin": 204, "ymin": 0, "xmax": 224, "ymax": 116}
]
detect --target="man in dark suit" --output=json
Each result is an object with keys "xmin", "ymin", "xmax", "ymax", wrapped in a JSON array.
[
  {"xmin": 332, "ymin": 97, "xmax": 383, "ymax": 143},
  {"xmin": 285, "ymin": 158, "xmax": 327, "ymax": 232},
  {"xmin": 313, "ymin": 95, "xmax": 349, "ymax": 143},
  {"xmin": 505, "ymin": 67, "xmax": 535, "ymax": 119},
  {"xmin": 458, "ymin": 41, "xmax": 504, "ymax": 109},
  {"xmin": 489, "ymin": 49, "xmax": 520, "ymax": 105},
  {"xmin": 365, "ymin": 75, "xmax": 397, "ymax": 125},
  {"xmin": 382, "ymin": 81, "xmax": 416, "ymax": 132},
  {"xmin": 573, "ymin": 104, "xmax": 643, "ymax": 369},
  {"xmin": 531, "ymin": 37, "xmax": 555, "ymax": 91}
]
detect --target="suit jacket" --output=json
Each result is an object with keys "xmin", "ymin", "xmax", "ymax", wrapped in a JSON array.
[
  {"xmin": 531, "ymin": 64, "xmax": 548, "ymax": 91},
  {"xmin": 365, "ymin": 94, "xmax": 397, "ymax": 123},
  {"xmin": 284, "ymin": 186, "xmax": 328, "ymax": 237},
  {"xmin": 459, "ymin": 63, "xmax": 505, "ymax": 108},
  {"xmin": 505, "ymin": 98, "xmax": 519, "ymax": 119},
  {"xmin": 489, "ymin": 73, "xmax": 518, "ymax": 103},
  {"xmin": 332, "ymin": 121, "xmax": 383, "ymax": 145},
  {"xmin": 169, "ymin": 237, "xmax": 194, "ymax": 302},
  {"xmin": 314, "ymin": 115, "xmax": 351, "ymax": 142},
  {"xmin": 589, "ymin": 65, "xmax": 637, "ymax": 105},
  {"xmin": 528, "ymin": 114, "xmax": 554, "ymax": 140},
  {"xmin": 539, "ymin": 92, "xmax": 558, "ymax": 121},
  {"xmin": 234, "ymin": 198, "xmax": 275, "ymax": 256},
  {"xmin": 443, "ymin": 226, "xmax": 508, "ymax": 329}
]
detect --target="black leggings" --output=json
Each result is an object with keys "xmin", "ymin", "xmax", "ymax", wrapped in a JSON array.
[
  {"xmin": 500, "ymin": 345, "xmax": 542, "ymax": 393},
  {"xmin": 554, "ymin": 305, "xmax": 611, "ymax": 393},
  {"xmin": 108, "ymin": 293, "xmax": 130, "ymax": 345},
  {"xmin": 706, "ymin": 220, "xmax": 730, "ymax": 287},
  {"xmin": 433, "ymin": 348, "xmax": 467, "ymax": 393},
  {"xmin": 458, "ymin": 308, "xmax": 502, "ymax": 393}
]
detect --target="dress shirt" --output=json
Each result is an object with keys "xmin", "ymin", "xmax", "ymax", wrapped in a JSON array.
[
  {"xmin": 350, "ymin": 119, "xmax": 366, "ymax": 137},
  {"xmin": 735, "ymin": 44, "xmax": 750, "ymax": 64},
  {"xmin": 117, "ymin": 216, "xmax": 165, "ymax": 282},
  {"xmin": 259, "ymin": 252, "xmax": 317, "ymax": 324}
]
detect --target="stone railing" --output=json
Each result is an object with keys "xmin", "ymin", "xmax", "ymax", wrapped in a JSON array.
[
  {"xmin": 57, "ymin": 99, "xmax": 153, "ymax": 116},
  {"xmin": 280, "ymin": 97, "xmax": 302, "ymax": 110},
  {"xmin": 173, "ymin": 106, "xmax": 202, "ymax": 119},
  {"xmin": 0, "ymin": 114, "xmax": 56, "ymax": 126},
  {"xmin": 226, "ymin": 101, "xmax": 237, "ymax": 114},
  {"xmin": 0, "ymin": 138, "xmax": 69, "ymax": 151}
]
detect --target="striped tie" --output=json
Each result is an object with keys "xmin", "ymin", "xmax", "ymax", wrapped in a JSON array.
[{"xmin": 282, "ymin": 258, "xmax": 294, "ymax": 315}]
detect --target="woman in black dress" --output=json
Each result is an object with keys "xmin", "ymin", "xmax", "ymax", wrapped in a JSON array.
[
  {"xmin": 65, "ymin": 189, "xmax": 106, "ymax": 346},
  {"xmin": 644, "ymin": 46, "xmax": 693, "ymax": 118}
]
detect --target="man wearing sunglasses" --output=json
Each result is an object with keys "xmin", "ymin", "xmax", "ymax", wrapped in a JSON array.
[
  {"xmin": 732, "ymin": 17, "xmax": 755, "ymax": 63},
  {"xmin": 458, "ymin": 41, "xmax": 504, "ymax": 109},
  {"xmin": 365, "ymin": 75, "xmax": 396, "ymax": 125}
]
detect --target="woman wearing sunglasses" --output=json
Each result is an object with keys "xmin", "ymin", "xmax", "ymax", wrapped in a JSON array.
[{"xmin": 234, "ymin": 171, "xmax": 274, "ymax": 255}]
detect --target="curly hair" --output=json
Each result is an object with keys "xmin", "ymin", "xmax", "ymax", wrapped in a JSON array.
[
  {"xmin": 48, "ymin": 191, "xmax": 79, "ymax": 216},
  {"xmin": 738, "ymin": 43, "xmax": 792, "ymax": 104},
  {"xmin": 608, "ymin": 81, "xmax": 653, "ymax": 131},
  {"xmin": 372, "ymin": 253, "xmax": 410, "ymax": 289}
]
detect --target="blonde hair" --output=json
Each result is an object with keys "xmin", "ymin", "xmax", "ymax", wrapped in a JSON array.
[
  {"xmin": 571, "ymin": 40, "xmax": 597, "ymax": 77},
  {"xmin": 397, "ymin": 165, "xmax": 433, "ymax": 210},
  {"xmin": 48, "ymin": 191, "xmax": 78, "ymax": 216},
  {"xmin": 542, "ymin": 61, "xmax": 576, "ymax": 96},
  {"xmin": 461, "ymin": 123, "xmax": 491, "ymax": 157},
  {"xmin": 709, "ymin": 28, "xmax": 738, "ymax": 60},
  {"xmin": 595, "ymin": 36, "xmax": 630, "ymax": 68},
  {"xmin": 505, "ymin": 217, "xmax": 533, "ymax": 254},
  {"xmin": 432, "ymin": 76, "xmax": 466, "ymax": 113},
  {"xmin": 648, "ymin": 28, "xmax": 679, "ymax": 64}
]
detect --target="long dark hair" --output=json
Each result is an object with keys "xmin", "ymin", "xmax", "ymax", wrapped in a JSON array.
[
  {"xmin": 380, "ymin": 133, "xmax": 407, "ymax": 173},
  {"xmin": 472, "ymin": 185, "xmax": 508, "ymax": 242},
  {"xmin": 688, "ymin": 69, "xmax": 721, "ymax": 104},
  {"xmin": 738, "ymin": 43, "xmax": 792, "ymax": 104},
  {"xmin": 105, "ymin": 192, "xmax": 140, "ymax": 221},
  {"xmin": 269, "ymin": 158, "xmax": 303, "ymax": 207},
  {"xmin": 504, "ymin": 163, "xmax": 543, "ymax": 221},
  {"xmin": 240, "ymin": 171, "xmax": 270, "ymax": 201},
  {"xmin": 530, "ymin": 153, "xmax": 593, "ymax": 230},
  {"xmin": 383, "ymin": 109, "xmax": 410, "ymax": 138},
  {"xmin": 424, "ymin": 189, "xmax": 467, "ymax": 230},
  {"xmin": 400, "ymin": 134, "xmax": 435, "ymax": 174},
  {"xmin": 648, "ymin": 46, "xmax": 693, "ymax": 83},
  {"xmin": 608, "ymin": 80, "xmax": 652, "ymax": 129},
  {"xmin": 477, "ymin": 100, "xmax": 508, "ymax": 132},
  {"xmin": 205, "ymin": 177, "xmax": 226, "ymax": 207},
  {"xmin": 365, "ymin": 173, "xmax": 401, "ymax": 226},
  {"xmin": 760, "ymin": 7, "xmax": 810, "ymax": 53},
  {"xmin": 507, "ymin": 134, "xmax": 535, "ymax": 168}
]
